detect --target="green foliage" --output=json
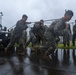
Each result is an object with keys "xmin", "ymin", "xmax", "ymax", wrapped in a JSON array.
[
  {"xmin": 57, "ymin": 43, "xmax": 76, "ymax": 49},
  {"xmin": 14, "ymin": 43, "xmax": 19, "ymax": 47},
  {"xmin": 28, "ymin": 41, "xmax": 76, "ymax": 49}
]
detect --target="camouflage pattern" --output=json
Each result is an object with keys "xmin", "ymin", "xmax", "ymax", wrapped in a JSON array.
[
  {"xmin": 30, "ymin": 21, "xmax": 45, "ymax": 45},
  {"xmin": 25, "ymin": 20, "xmax": 46, "ymax": 47},
  {"xmin": 18, "ymin": 30, "xmax": 27, "ymax": 51},
  {"xmin": 63, "ymin": 28, "xmax": 71, "ymax": 46},
  {"xmin": 6, "ymin": 19, "xmax": 28, "ymax": 51},
  {"xmin": 28, "ymin": 30, "xmax": 36, "ymax": 47},
  {"xmin": 41, "ymin": 17, "xmax": 66, "ymax": 55},
  {"xmin": 41, "ymin": 25, "xmax": 48, "ymax": 45}
]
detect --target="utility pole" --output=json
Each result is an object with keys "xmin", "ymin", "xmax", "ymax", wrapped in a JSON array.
[{"xmin": 0, "ymin": 12, "xmax": 3, "ymax": 25}]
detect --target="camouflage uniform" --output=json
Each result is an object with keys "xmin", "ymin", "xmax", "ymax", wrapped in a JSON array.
[
  {"xmin": 18, "ymin": 30, "xmax": 27, "ymax": 52},
  {"xmin": 40, "ymin": 10, "xmax": 73, "ymax": 60},
  {"xmin": 29, "ymin": 30, "xmax": 36, "ymax": 45},
  {"xmin": 41, "ymin": 25, "xmax": 48, "ymax": 45},
  {"xmin": 41, "ymin": 17, "xmax": 66, "ymax": 60},
  {"xmin": 6, "ymin": 19, "xmax": 28, "ymax": 53},
  {"xmin": 29, "ymin": 21, "xmax": 45, "ymax": 46},
  {"xmin": 33, "ymin": 22, "xmax": 44, "ymax": 44},
  {"xmin": 63, "ymin": 27, "xmax": 71, "ymax": 46}
]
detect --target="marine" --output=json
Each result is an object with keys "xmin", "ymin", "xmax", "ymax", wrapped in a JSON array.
[
  {"xmin": 40, "ymin": 10, "xmax": 73, "ymax": 61},
  {"xmin": 5, "ymin": 14, "xmax": 29, "ymax": 55}
]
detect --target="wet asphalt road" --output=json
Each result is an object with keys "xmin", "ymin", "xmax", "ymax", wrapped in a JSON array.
[{"xmin": 0, "ymin": 48, "xmax": 76, "ymax": 75}]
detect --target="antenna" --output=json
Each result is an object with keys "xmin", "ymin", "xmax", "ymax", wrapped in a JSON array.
[{"xmin": 0, "ymin": 12, "xmax": 3, "ymax": 25}]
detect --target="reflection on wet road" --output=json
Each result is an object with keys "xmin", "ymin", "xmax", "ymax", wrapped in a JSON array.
[{"xmin": 0, "ymin": 48, "xmax": 76, "ymax": 75}]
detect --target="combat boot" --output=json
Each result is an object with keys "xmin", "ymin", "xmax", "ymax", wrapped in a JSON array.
[
  {"xmin": 42, "ymin": 51, "xmax": 52, "ymax": 61},
  {"xmin": 42, "ymin": 55, "xmax": 52, "ymax": 61}
]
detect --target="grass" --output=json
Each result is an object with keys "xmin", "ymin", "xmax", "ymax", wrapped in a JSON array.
[
  {"xmin": 58, "ymin": 41, "xmax": 76, "ymax": 49},
  {"xmin": 15, "ymin": 41, "xmax": 76, "ymax": 49},
  {"xmin": 28, "ymin": 41, "xmax": 76, "ymax": 49},
  {"xmin": 57, "ymin": 43, "xmax": 76, "ymax": 49}
]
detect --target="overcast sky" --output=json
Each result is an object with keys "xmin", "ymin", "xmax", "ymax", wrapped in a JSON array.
[{"xmin": 0, "ymin": 0, "xmax": 76, "ymax": 29}]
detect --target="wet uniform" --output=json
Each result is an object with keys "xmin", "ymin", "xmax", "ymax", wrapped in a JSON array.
[
  {"xmin": 28, "ymin": 22, "xmax": 45, "ymax": 47},
  {"xmin": 41, "ymin": 17, "xmax": 66, "ymax": 56},
  {"xmin": 63, "ymin": 28, "xmax": 71, "ymax": 46},
  {"xmin": 6, "ymin": 19, "xmax": 28, "ymax": 52}
]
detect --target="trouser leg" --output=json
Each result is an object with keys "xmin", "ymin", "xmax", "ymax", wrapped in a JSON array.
[{"xmin": 72, "ymin": 34, "xmax": 75, "ymax": 46}]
